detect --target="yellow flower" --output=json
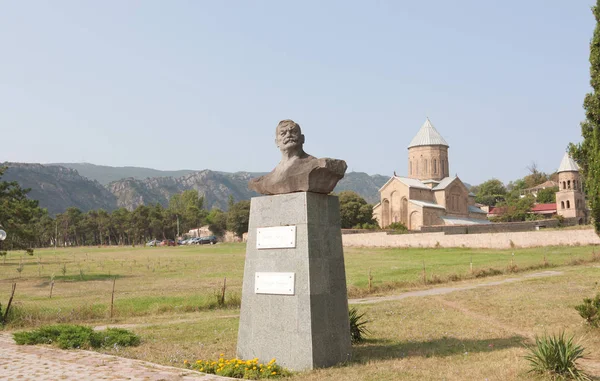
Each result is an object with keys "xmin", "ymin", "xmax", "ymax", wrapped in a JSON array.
[
  {"xmin": 268, "ymin": 366, "xmax": 271, "ymax": 369},
  {"xmin": 196, "ymin": 360, "xmax": 202, "ymax": 364},
  {"xmin": 269, "ymin": 358, "xmax": 276, "ymax": 364},
  {"xmin": 220, "ymin": 353, "xmax": 224, "ymax": 357},
  {"xmin": 272, "ymin": 371, "xmax": 277, "ymax": 375},
  {"xmin": 253, "ymin": 366, "xmax": 257, "ymax": 370},
  {"xmin": 184, "ymin": 360, "xmax": 189, "ymax": 364}
]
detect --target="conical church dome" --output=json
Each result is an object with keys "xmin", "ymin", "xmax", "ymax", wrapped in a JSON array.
[
  {"xmin": 557, "ymin": 152, "xmax": 579, "ymax": 173},
  {"xmin": 408, "ymin": 118, "xmax": 449, "ymax": 148}
]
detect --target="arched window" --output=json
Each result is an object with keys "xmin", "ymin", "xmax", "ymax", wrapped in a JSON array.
[
  {"xmin": 441, "ymin": 159, "xmax": 445, "ymax": 175},
  {"xmin": 424, "ymin": 159, "xmax": 428, "ymax": 175},
  {"xmin": 567, "ymin": 200, "xmax": 571, "ymax": 209},
  {"xmin": 433, "ymin": 159, "xmax": 437, "ymax": 174},
  {"xmin": 561, "ymin": 201, "xmax": 565, "ymax": 209},
  {"xmin": 563, "ymin": 181, "xmax": 566, "ymax": 190},
  {"xmin": 568, "ymin": 180, "xmax": 571, "ymax": 189}
]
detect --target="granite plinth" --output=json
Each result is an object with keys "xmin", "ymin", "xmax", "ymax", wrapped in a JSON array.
[{"xmin": 236, "ymin": 192, "xmax": 352, "ymax": 371}]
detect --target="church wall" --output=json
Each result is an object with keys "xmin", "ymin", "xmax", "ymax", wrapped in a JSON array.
[
  {"xmin": 407, "ymin": 204, "xmax": 424, "ymax": 230},
  {"xmin": 408, "ymin": 145, "xmax": 449, "ymax": 181},
  {"xmin": 557, "ymin": 171, "xmax": 581, "ymax": 191},
  {"xmin": 468, "ymin": 211, "xmax": 489, "ymax": 220},
  {"xmin": 556, "ymin": 191, "xmax": 586, "ymax": 218},
  {"xmin": 373, "ymin": 203, "xmax": 382, "ymax": 226},
  {"xmin": 409, "ymin": 188, "xmax": 435, "ymax": 203},
  {"xmin": 433, "ymin": 190, "xmax": 446, "ymax": 208},
  {"xmin": 444, "ymin": 183, "xmax": 469, "ymax": 216},
  {"xmin": 377, "ymin": 180, "xmax": 411, "ymax": 227}
]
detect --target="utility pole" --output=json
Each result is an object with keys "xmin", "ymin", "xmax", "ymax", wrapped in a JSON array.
[
  {"xmin": 54, "ymin": 218, "xmax": 58, "ymax": 252},
  {"xmin": 176, "ymin": 215, "xmax": 180, "ymax": 239}
]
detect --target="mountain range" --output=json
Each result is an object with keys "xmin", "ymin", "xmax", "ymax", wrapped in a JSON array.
[{"xmin": 2, "ymin": 162, "xmax": 389, "ymax": 215}]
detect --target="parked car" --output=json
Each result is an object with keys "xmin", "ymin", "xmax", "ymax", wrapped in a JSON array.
[
  {"xmin": 160, "ymin": 239, "xmax": 176, "ymax": 246},
  {"xmin": 198, "ymin": 235, "xmax": 218, "ymax": 245},
  {"xmin": 146, "ymin": 239, "xmax": 161, "ymax": 247}
]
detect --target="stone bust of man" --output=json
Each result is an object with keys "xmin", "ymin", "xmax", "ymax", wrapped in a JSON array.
[{"xmin": 248, "ymin": 119, "xmax": 347, "ymax": 195}]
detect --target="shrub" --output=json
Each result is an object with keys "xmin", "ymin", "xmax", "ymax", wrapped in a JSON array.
[
  {"xmin": 473, "ymin": 268, "xmax": 503, "ymax": 278},
  {"xmin": 13, "ymin": 324, "xmax": 140, "ymax": 350},
  {"xmin": 349, "ymin": 307, "xmax": 370, "ymax": 344},
  {"xmin": 387, "ymin": 222, "xmax": 408, "ymax": 232},
  {"xmin": 575, "ymin": 294, "xmax": 600, "ymax": 327},
  {"xmin": 91, "ymin": 328, "xmax": 141, "ymax": 348},
  {"xmin": 185, "ymin": 356, "xmax": 291, "ymax": 379},
  {"xmin": 524, "ymin": 332, "xmax": 590, "ymax": 381}
]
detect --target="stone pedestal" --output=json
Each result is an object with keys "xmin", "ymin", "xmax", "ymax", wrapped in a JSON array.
[{"xmin": 236, "ymin": 192, "xmax": 351, "ymax": 371}]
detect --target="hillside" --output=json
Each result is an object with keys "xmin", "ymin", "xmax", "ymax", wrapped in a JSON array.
[
  {"xmin": 50, "ymin": 163, "xmax": 197, "ymax": 185},
  {"xmin": 2, "ymin": 163, "xmax": 117, "ymax": 215},
  {"xmin": 109, "ymin": 170, "xmax": 260, "ymax": 211},
  {"xmin": 3, "ymin": 162, "xmax": 390, "ymax": 214}
]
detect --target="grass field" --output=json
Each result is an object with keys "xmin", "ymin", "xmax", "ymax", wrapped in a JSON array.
[{"xmin": 2, "ymin": 243, "xmax": 600, "ymax": 380}]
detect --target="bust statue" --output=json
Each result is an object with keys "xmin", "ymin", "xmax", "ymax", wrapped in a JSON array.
[{"xmin": 248, "ymin": 120, "xmax": 347, "ymax": 195}]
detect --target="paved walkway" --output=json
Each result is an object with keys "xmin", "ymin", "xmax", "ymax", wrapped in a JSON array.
[{"xmin": 0, "ymin": 333, "xmax": 230, "ymax": 381}]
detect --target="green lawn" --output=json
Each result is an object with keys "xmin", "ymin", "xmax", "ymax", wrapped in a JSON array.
[{"xmin": 1, "ymin": 243, "xmax": 598, "ymax": 325}]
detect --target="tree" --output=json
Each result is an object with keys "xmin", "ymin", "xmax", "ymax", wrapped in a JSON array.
[
  {"xmin": 570, "ymin": 1, "xmax": 600, "ymax": 234},
  {"xmin": 168, "ymin": 190, "xmax": 207, "ymax": 233},
  {"xmin": 536, "ymin": 187, "xmax": 559, "ymax": 204},
  {"xmin": 338, "ymin": 191, "xmax": 375, "ymax": 229},
  {"xmin": 0, "ymin": 167, "xmax": 45, "ymax": 250},
  {"xmin": 227, "ymin": 200, "xmax": 251, "ymax": 238},
  {"xmin": 207, "ymin": 209, "xmax": 228, "ymax": 237},
  {"xmin": 492, "ymin": 195, "xmax": 536, "ymax": 222},
  {"xmin": 473, "ymin": 179, "xmax": 507, "ymax": 206}
]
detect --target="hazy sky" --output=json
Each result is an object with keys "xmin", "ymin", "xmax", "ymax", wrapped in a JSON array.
[{"xmin": 0, "ymin": 1, "xmax": 595, "ymax": 185}]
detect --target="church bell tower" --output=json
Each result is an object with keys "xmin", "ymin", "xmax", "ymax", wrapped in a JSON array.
[
  {"xmin": 556, "ymin": 153, "xmax": 586, "ymax": 220},
  {"xmin": 407, "ymin": 118, "xmax": 450, "ymax": 181}
]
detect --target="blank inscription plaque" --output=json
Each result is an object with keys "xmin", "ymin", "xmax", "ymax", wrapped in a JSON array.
[
  {"xmin": 255, "ymin": 272, "xmax": 295, "ymax": 295},
  {"xmin": 256, "ymin": 226, "xmax": 296, "ymax": 249}
]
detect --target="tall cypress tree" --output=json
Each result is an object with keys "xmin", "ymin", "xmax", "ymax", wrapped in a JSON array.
[{"xmin": 570, "ymin": 1, "xmax": 600, "ymax": 234}]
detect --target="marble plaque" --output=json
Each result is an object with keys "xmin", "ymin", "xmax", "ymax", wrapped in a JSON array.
[
  {"xmin": 256, "ymin": 226, "xmax": 296, "ymax": 249},
  {"xmin": 255, "ymin": 272, "xmax": 295, "ymax": 295}
]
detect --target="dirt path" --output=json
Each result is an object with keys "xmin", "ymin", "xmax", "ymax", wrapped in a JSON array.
[{"xmin": 349, "ymin": 270, "xmax": 563, "ymax": 305}]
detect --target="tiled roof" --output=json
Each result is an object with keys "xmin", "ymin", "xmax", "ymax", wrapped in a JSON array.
[
  {"xmin": 558, "ymin": 153, "xmax": 579, "ymax": 173},
  {"xmin": 468, "ymin": 205, "xmax": 487, "ymax": 214},
  {"xmin": 409, "ymin": 200, "xmax": 446, "ymax": 209},
  {"xmin": 408, "ymin": 118, "xmax": 449, "ymax": 148},
  {"xmin": 432, "ymin": 177, "xmax": 457, "ymax": 191},
  {"xmin": 531, "ymin": 203, "xmax": 557, "ymax": 212},
  {"xmin": 393, "ymin": 176, "xmax": 430, "ymax": 190},
  {"xmin": 524, "ymin": 180, "xmax": 558, "ymax": 191},
  {"xmin": 440, "ymin": 216, "xmax": 492, "ymax": 225}
]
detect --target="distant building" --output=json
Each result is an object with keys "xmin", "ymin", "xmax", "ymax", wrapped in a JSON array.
[
  {"xmin": 556, "ymin": 153, "xmax": 587, "ymax": 221},
  {"xmin": 520, "ymin": 180, "xmax": 558, "ymax": 198},
  {"xmin": 487, "ymin": 153, "xmax": 587, "ymax": 222},
  {"xmin": 373, "ymin": 119, "xmax": 488, "ymax": 230}
]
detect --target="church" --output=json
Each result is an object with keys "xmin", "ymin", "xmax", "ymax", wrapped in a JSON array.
[{"xmin": 373, "ymin": 118, "xmax": 488, "ymax": 230}]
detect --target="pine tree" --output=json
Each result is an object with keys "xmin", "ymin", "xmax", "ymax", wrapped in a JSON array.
[{"xmin": 570, "ymin": 1, "xmax": 600, "ymax": 234}]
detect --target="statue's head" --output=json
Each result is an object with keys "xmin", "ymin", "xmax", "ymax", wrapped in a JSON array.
[{"xmin": 275, "ymin": 119, "xmax": 305, "ymax": 154}]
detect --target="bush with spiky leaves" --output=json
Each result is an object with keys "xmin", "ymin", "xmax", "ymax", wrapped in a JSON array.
[
  {"xmin": 575, "ymin": 293, "xmax": 600, "ymax": 327},
  {"xmin": 524, "ymin": 332, "xmax": 590, "ymax": 380},
  {"xmin": 349, "ymin": 307, "xmax": 370, "ymax": 344}
]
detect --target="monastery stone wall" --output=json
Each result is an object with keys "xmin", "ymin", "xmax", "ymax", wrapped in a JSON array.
[{"xmin": 342, "ymin": 228, "xmax": 600, "ymax": 249}]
